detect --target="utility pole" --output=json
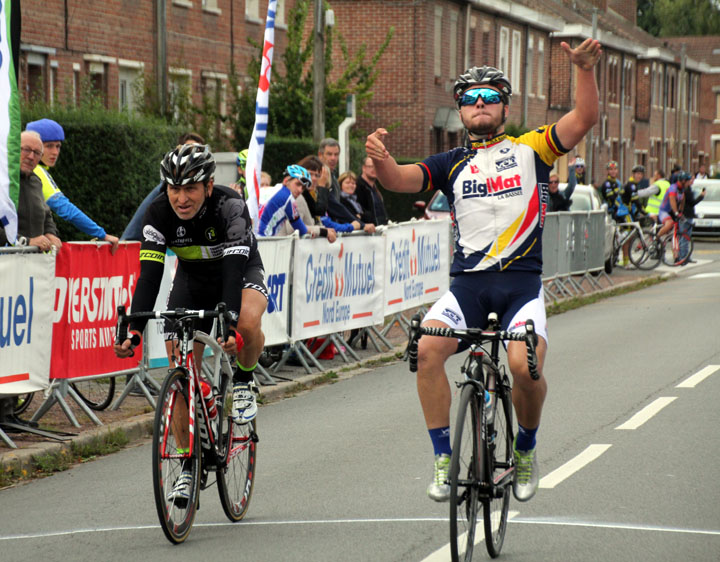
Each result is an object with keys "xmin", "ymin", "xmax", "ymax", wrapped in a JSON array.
[
  {"xmin": 155, "ymin": 0, "xmax": 167, "ymax": 117},
  {"xmin": 312, "ymin": 0, "xmax": 325, "ymax": 143}
]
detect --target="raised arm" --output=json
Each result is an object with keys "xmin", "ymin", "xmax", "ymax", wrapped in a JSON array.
[
  {"xmin": 365, "ymin": 128, "xmax": 425, "ymax": 193},
  {"xmin": 554, "ymin": 38, "xmax": 602, "ymax": 151}
]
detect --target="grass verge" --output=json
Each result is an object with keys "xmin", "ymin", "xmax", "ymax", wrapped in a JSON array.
[{"xmin": 0, "ymin": 428, "xmax": 131, "ymax": 489}]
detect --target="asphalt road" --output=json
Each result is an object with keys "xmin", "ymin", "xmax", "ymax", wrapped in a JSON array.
[{"xmin": 1, "ymin": 242, "xmax": 719, "ymax": 562}]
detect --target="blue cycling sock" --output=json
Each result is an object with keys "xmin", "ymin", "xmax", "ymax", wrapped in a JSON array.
[
  {"xmin": 515, "ymin": 424, "xmax": 538, "ymax": 452},
  {"xmin": 429, "ymin": 426, "xmax": 452, "ymax": 457}
]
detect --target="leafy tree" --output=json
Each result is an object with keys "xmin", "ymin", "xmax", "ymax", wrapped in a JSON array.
[
  {"xmin": 638, "ymin": 0, "xmax": 720, "ymax": 37},
  {"xmin": 228, "ymin": 0, "xmax": 394, "ymax": 148}
]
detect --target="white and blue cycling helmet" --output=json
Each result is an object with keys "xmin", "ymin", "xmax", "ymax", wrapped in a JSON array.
[{"xmin": 284, "ymin": 164, "xmax": 312, "ymax": 188}]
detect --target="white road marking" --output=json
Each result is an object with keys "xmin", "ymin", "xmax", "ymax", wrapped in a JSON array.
[
  {"xmin": 676, "ymin": 365, "xmax": 720, "ymax": 388},
  {"xmin": 510, "ymin": 516, "xmax": 720, "ymax": 536},
  {"xmin": 688, "ymin": 272, "xmax": 720, "ymax": 279},
  {"xmin": 615, "ymin": 397, "xmax": 677, "ymax": 430},
  {"xmin": 538, "ymin": 444, "xmax": 611, "ymax": 489},
  {"xmin": 420, "ymin": 511, "xmax": 519, "ymax": 562}
]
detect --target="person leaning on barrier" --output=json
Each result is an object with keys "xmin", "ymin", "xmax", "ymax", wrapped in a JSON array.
[
  {"xmin": 25, "ymin": 119, "xmax": 119, "ymax": 254},
  {"xmin": 366, "ymin": 38, "xmax": 603, "ymax": 504},
  {"xmin": 16, "ymin": 131, "xmax": 62, "ymax": 252},
  {"xmin": 546, "ymin": 172, "xmax": 574, "ymax": 212},
  {"xmin": 121, "ymin": 132, "xmax": 206, "ymax": 241}
]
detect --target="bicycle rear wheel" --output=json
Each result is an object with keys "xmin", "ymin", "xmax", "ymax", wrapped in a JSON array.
[
  {"xmin": 628, "ymin": 232, "xmax": 661, "ymax": 270},
  {"xmin": 217, "ymin": 377, "xmax": 257, "ymax": 522},
  {"xmin": 152, "ymin": 369, "xmax": 201, "ymax": 544},
  {"xmin": 71, "ymin": 377, "xmax": 116, "ymax": 410},
  {"xmin": 449, "ymin": 384, "xmax": 481, "ymax": 562},
  {"xmin": 483, "ymin": 374, "xmax": 514, "ymax": 558}
]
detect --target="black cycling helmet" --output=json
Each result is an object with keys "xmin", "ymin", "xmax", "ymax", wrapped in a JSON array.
[
  {"xmin": 453, "ymin": 66, "xmax": 512, "ymax": 108},
  {"xmin": 160, "ymin": 143, "xmax": 216, "ymax": 186},
  {"xmin": 632, "ymin": 165, "xmax": 645, "ymax": 174},
  {"xmin": 677, "ymin": 171, "xmax": 692, "ymax": 182}
]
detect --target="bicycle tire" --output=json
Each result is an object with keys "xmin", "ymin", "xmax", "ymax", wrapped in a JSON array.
[
  {"xmin": 628, "ymin": 231, "xmax": 661, "ymax": 270},
  {"xmin": 217, "ymin": 377, "xmax": 257, "ymax": 522},
  {"xmin": 71, "ymin": 377, "xmax": 116, "ymax": 410},
  {"xmin": 152, "ymin": 369, "xmax": 201, "ymax": 544},
  {"xmin": 13, "ymin": 392, "xmax": 34, "ymax": 415},
  {"xmin": 661, "ymin": 232, "xmax": 693, "ymax": 266},
  {"xmin": 449, "ymin": 384, "xmax": 481, "ymax": 562},
  {"xmin": 483, "ymin": 373, "xmax": 514, "ymax": 558}
]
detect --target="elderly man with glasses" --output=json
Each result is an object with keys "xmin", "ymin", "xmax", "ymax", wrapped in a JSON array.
[
  {"xmin": 546, "ymin": 172, "xmax": 575, "ymax": 212},
  {"xmin": 14, "ymin": 131, "xmax": 62, "ymax": 251}
]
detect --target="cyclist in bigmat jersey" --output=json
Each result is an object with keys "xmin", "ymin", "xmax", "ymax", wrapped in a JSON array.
[
  {"xmin": 113, "ymin": 144, "xmax": 268, "ymax": 501},
  {"xmin": 367, "ymin": 38, "xmax": 602, "ymax": 504}
]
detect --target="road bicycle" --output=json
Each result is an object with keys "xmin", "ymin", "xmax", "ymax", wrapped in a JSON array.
[
  {"xmin": 612, "ymin": 220, "xmax": 662, "ymax": 270},
  {"xmin": 116, "ymin": 303, "xmax": 258, "ymax": 544},
  {"xmin": 406, "ymin": 313, "xmax": 539, "ymax": 560},
  {"xmin": 659, "ymin": 218, "xmax": 693, "ymax": 266}
]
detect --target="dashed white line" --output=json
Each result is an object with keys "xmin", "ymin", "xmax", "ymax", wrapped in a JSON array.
[
  {"xmin": 615, "ymin": 397, "xmax": 677, "ymax": 430},
  {"xmin": 420, "ymin": 511, "xmax": 519, "ymax": 562},
  {"xmin": 538, "ymin": 444, "xmax": 612, "ymax": 489},
  {"xmin": 676, "ymin": 365, "xmax": 720, "ymax": 388}
]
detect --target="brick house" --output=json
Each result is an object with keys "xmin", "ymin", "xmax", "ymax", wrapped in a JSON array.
[{"xmin": 19, "ymin": 0, "xmax": 715, "ymax": 183}]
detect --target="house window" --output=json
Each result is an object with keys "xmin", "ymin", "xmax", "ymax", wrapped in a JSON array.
[
  {"xmin": 623, "ymin": 61, "xmax": 632, "ymax": 107},
  {"xmin": 434, "ymin": 6, "xmax": 442, "ymax": 77},
  {"xmin": 499, "ymin": 27, "xmax": 509, "ymax": 75},
  {"xmin": 25, "ymin": 52, "xmax": 46, "ymax": 102},
  {"xmin": 449, "ymin": 10, "xmax": 458, "ymax": 79},
  {"xmin": 202, "ymin": 0, "xmax": 218, "ymax": 10},
  {"xmin": 169, "ymin": 68, "xmax": 192, "ymax": 121},
  {"xmin": 72, "ymin": 63, "xmax": 80, "ymax": 106},
  {"xmin": 276, "ymin": 0, "xmax": 286, "ymax": 27},
  {"xmin": 511, "ymin": 30, "xmax": 521, "ymax": 93},
  {"xmin": 118, "ymin": 61, "xmax": 144, "ymax": 112},
  {"xmin": 537, "ymin": 38, "xmax": 545, "ymax": 97},
  {"xmin": 49, "ymin": 62, "xmax": 58, "ymax": 107},
  {"xmin": 86, "ymin": 61, "xmax": 109, "ymax": 107},
  {"xmin": 246, "ymin": 0, "xmax": 259, "ymax": 20},
  {"xmin": 202, "ymin": 71, "xmax": 228, "ymax": 116}
]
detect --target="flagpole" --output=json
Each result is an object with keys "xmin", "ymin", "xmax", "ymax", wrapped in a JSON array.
[{"xmin": 245, "ymin": 0, "xmax": 277, "ymax": 232}]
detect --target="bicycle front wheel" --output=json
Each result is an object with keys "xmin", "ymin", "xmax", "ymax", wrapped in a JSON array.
[
  {"xmin": 152, "ymin": 369, "xmax": 201, "ymax": 544},
  {"xmin": 483, "ymin": 374, "xmax": 514, "ymax": 558},
  {"xmin": 71, "ymin": 377, "xmax": 116, "ymax": 410},
  {"xmin": 449, "ymin": 384, "xmax": 481, "ymax": 562},
  {"xmin": 13, "ymin": 392, "xmax": 34, "ymax": 415},
  {"xmin": 217, "ymin": 377, "xmax": 257, "ymax": 522},
  {"xmin": 662, "ymin": 232, "xmax": 693, "ymax": 266},
  {"xmin": 628, "ymin": 232, "xmax": 661, "ymax": 270}
]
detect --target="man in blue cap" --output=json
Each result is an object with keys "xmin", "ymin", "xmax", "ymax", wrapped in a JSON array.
[{"xmin": 25, "ymin": 118, "xmax": 119, "ymax": 253}]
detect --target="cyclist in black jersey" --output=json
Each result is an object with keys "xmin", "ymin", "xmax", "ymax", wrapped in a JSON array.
[
  {"xmin": 367, "ymin": 38, "xmax": 602, "ymax": 504},
  {"xmin": 114, "ymin": 144, "xmax": 268, "ymax": 500}
]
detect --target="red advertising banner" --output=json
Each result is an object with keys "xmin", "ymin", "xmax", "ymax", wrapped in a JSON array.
[{"xmin": 51, "ymin": 242, "xmax": 141, "ymax": 380}]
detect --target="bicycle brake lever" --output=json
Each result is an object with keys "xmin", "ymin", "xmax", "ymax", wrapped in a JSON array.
[{"xmin": 525, "ymin": 320, "xmax": 540, "ymax": 381}]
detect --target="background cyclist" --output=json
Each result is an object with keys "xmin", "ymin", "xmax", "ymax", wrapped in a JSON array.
[
  {"xmin": 366, "ymin": 38, "xmax": 602, "ymax": 504},
  {"xmin": 113, "ymin": 143, "xmax": 268, "ymax": 502}
]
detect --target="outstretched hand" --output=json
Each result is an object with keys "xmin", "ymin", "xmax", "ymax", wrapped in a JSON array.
[
  {"xmin": 561, "ymin": 38, "xmax": 602, "ymax": 71},
  {"xmin": 365, "ymin": 128, "xmax": 390, "ymax": 162}
]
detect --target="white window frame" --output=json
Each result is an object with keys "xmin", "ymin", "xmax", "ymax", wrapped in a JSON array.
[
  {"xmin": 434, "ymin": 6, "xmax": 443, "ymax": 78},
  {"xmin": 511, "ymin": 30, "xmax": 521, "ymax": 94},
  {"xmin": 118, "ymin": 59, "xmax": 144, "ymax": 113},
  {"xmin": 169, "ymin": 67, "xmax": 193, "ymax": 121},
  {"xmin": 537, "ymin": 38, "xmax": 545, "ymax": 98},
  {"xmin": 449, "ymin": 10, "xmax": 458, "ymax": 80},
  {"xmin": 202, "ymin": 0, "xmax": 221, "ymax": 15},
  {"xmin": 246, "ymin": 0, "xmax": 260, "ymax": 22},
  {"xmin": 527, "ymin": 35, "xmax": 534, "ymax": 96},
  {"xmin": 499, "ymin": 27, "xmax": 509, "ymax": 77}
]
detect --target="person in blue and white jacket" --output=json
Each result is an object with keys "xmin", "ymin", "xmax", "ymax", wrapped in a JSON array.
[{"xmin": 25, "ymin": 119, "xmax": 119, "ymax": 253}]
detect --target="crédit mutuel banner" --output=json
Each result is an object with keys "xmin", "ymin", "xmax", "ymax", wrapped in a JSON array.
[
  {"xmin": 51, "ymin": 242, "xmax": 140, "ymax": 379},
  {"xmin": 0, "ymin": 251, "xmax": 54, "ymax": 395},
  {"xmin": 291, "ymin": 234, "xmax": 384, "ymax": 341},
  {"xmin": 383, "ymin": 219, "xmax": 451, "ymax": 315}
]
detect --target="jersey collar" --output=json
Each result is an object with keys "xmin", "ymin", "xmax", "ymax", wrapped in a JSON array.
[{"xmin": 468, "ymin": 133, "xmax": 507, "ymax": 150}]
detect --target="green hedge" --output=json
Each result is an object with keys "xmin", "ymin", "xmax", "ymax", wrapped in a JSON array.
[{"xmin": 22, "ymin": 106, "xmax": 182, "ymax": 241}]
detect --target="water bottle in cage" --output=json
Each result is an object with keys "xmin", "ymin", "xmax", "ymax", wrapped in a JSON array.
[{"xmin": 200, "ymin": 379, "xmax": 218, "ymax": 422}]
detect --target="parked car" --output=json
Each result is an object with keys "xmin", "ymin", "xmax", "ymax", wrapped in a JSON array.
[
  {"xmin": 413, "ymin": 191, "xmax": 450, "ymax": 220},
  {"xmin": 690, "ymin": 178, "xmax": 720, "ymax": 236},
  {"xmin": 567, "ymin": 183, "xmax": 615, "ymax": 273}
]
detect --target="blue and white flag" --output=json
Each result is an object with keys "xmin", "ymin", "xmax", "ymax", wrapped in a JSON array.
[
  {"xmin": 0, "ymin": 0, "xmax": 20, "ymax": 244},
  {"xmin": 245, "ymin": 0, "xmax": 277, "ymax": 232}
]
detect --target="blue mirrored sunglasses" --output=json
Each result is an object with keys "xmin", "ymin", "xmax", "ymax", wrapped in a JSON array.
[{"xmin": 459, "ymin": 87, "xmax": 503, "ymax": 107}]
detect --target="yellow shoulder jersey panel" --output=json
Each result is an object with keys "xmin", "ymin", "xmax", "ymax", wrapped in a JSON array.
[
  {"xmin": 33, "ymin": 165, "xmax": 62, "ymax": 201},
  {"xmin": 508, "ymin": 124, "xmax": 568, "ymax": 168}
]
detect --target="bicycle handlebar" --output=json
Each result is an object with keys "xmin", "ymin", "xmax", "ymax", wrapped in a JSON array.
[
  {"xmin": 405, "ymin": 313, "xmax": 540, "ymax": 380},
  {"xmin": 115, "ymin": 303, "xmax": 231, "ymax": 352}
]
